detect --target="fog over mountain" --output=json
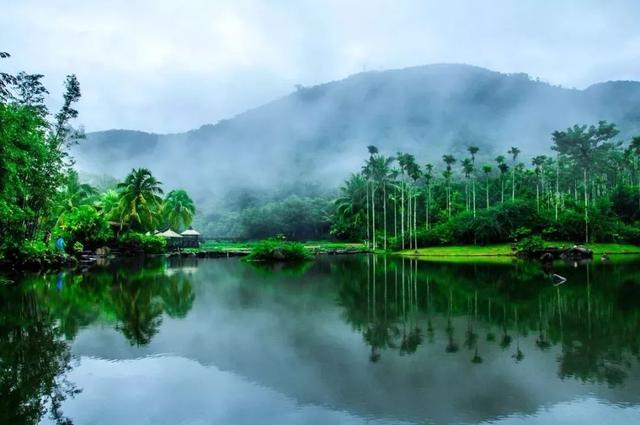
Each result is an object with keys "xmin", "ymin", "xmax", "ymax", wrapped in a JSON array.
[{"xmin": 74, "ymin": 63, "xmax": 640, "ymax": 205}]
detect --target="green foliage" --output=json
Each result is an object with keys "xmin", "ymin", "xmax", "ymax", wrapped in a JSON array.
[
  {"xmin": 116, "ymin": 168, "xmax": 164, "ymax": 232},
  {"xmin": 72, "ymin": 241, "xmax": 84, "ymax": 253},
  {"xmin": 0, "ymin": 55, "xmax": 82, "ymax": 262},
  {"xmin": 117, "ymin": 232, "xmax": 167, "ymax": 255},
  {"xmin": 516, "ymin": 236, "xmax": 545, "ymax": 254},
  {"xmin": 54, "ymin": 205, "xmax": 112, "ymax": 249},
  {"xmin": 244, "ymin": 239, "xmax": 313, "ymax": 262},
  {"xmin": 239, "ymin": 195, "xmax": 331, "ymax": 240},
  {"xmin": 162, "ymin": 189, "xmax": 195, "ymax": 231}
]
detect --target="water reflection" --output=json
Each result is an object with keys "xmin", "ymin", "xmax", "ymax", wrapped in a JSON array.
[
  {"xmin": 338, "ymin": 256, "xmax": 640, "ymax": 389},
  {"xmin": 1, "ymin": 255, "xmax": 640, "ymax": 424}
]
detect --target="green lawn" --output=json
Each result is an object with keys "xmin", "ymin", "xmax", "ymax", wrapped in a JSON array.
[
  {"xmin": 198, "ymin": 240, "xmax": 366, "ymax": 252},
  {"xmin": 398, "ymin": 242, "xmax": 640, "ymax": 258}
]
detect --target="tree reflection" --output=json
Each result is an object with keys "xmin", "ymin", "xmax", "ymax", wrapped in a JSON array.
[
  {"xmin": 0, "ymin": 286, "xmax": 78, "ymax": 425},
  {"xmin": 335, "ymin": 255, "xmax": 640, "ymax": 387}
]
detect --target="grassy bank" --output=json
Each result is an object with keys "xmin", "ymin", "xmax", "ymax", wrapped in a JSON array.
[
  {"xmin": 189, "ymin": 240, "xmax": 367, "ymax": 254},
  {"xmin": 398, "ymin": 242, "xmax": 640, "ymax": 258}
]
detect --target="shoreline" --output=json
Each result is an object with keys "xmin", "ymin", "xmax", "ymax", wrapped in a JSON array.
[{"xmin": 396, "ymin": 242, "xmax": 640, "ymax": 259}]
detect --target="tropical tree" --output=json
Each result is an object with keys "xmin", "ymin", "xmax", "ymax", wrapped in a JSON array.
[
  {"xmin": 482, "ymin": 165, "xmax": 492, "ymax": 208},
  {"xmin": 507, "ymin": 146, "xmax": 521, "ymax": 201},
  {"xmin": 116, "ymin": 168, "xmax": 164, "ymax": 232},
  {"xmin": 495, "ymin": 155, "xmax": 508, "ymax": 204},
  {"xmin": 442, "ymin": 154, "xmax": 457, "ymax": 218},
  {"xmin": 468, "ymin": 146, "xmax": 479, "ymax": 216},
  {"xmin": 531, "ymin": 155, "xmax": 547, "ymax": 212},
  {"xmin": 552, "ymin": 121, "xmax": 620, "ymax": 242},
  {"xmin": 162, "ymin": 189, "xmax": 196, "ymax": 231}
]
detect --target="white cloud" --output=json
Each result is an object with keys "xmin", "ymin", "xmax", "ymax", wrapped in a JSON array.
[{"xmin": 1, "ymin": 0, "xmax": 639, "ymax": 132}]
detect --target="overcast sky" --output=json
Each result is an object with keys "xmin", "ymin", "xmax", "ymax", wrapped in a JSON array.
[{"xmin": 2, "ymin": 0, "xmax": 639, "ymax": 133}]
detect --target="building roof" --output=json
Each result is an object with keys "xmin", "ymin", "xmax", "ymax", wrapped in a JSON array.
[
  {"xmin": 181, "ymin": 228, "xmax": 201, "ymax": 236},
  {"xmin": 158, "ymin": 229, "xmax": 183, "ymax": 238}
]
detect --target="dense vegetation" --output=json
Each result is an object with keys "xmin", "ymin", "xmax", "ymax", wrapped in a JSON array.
[
  {"xmin": 333, "ymin": 122, "xmax": 640, "ymax": 250},
  {"xmin": 0, "ymin": 53, "xmax": 196, "ymax": 266}
]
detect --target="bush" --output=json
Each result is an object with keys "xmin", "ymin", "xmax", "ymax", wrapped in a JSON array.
[
  {"xmin": 244, "ymin": 239, "xmax": 312, "ymax": 262},
  {"xmin": 516, "ymin": 235, "xmax": 545, "ymax": 255},
  {"xmin": 54, "ymin": 205, "xmax": 113, "ymax": 249},
  {"xmin": 117, "ymin": 232, "xmax": 167, "ymax": 255},
  {"xmin": 72, "ymin": 241, "xmax": 84, "ymax": 253},
  {"xmin": 0, "ymin": 240, "xmax": 71, "ymax": 269}
]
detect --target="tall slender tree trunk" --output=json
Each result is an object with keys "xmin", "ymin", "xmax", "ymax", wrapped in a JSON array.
[
  {"xmin": 511, "ymin": 170, "xmax": 515, "ymax": 201},
  {"xmin": 501, "ymin": 176, "xmax": 504, "ymax": 204},
  {"xmin": 472, "ymin": 177, "xmax": 476, "ymax": 217},
  {"xmin": 536, "ymin": 179, "xmax": 540, "ymax": 213},
  {"xmin": 413, "ymin": 194, "xmax": 417, "ymax": 249},
  {"xmin": 401, "ymin": 179, "xmax": 405, "ymax": 250},
  {"xmin": 486, "ymin": 176, "xmax": 490, "ymax": 208},
  {"xmin": 372, "ymin": 181, "xmax": 376, "ymax": 250},
  {"xmin": 394, "ymin": 190, "xmax": 397, "ymax": 239},
  {"xmin": 383, "ymin": 183, "xmax": 387, "ymax": 251},
  {"xmin": 366, "ymin": 182, "xmax": 370, "ymax": 247},
  {"xmin": 555, "ymin": 161, "xmax": 559, "ymax": 221},
  {"xmin": 584, "ymin": 168, "xmax": 589, "ymax": 244}
]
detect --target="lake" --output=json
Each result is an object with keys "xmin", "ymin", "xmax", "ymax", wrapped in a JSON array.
[{"xmin": 2, "ymin": 255, "xmax": 640, "ymax": 425}]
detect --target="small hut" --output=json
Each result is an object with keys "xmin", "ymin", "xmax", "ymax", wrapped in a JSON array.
[
  {"xmin": 157, "ymin": 229, "xmax": 183, "ymax": 250},
  {"xmin": 180, "ymin": 228, "xmax": 201, "ymax": 248}
]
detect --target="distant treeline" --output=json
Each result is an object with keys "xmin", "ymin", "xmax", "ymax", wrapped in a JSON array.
[{"xmin": 333, "ymin": 121, "xmax": 640, "ymax": 249}]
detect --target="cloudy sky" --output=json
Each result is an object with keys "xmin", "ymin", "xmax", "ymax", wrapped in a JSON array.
[{"xmin": 2, "ymin": 0, "xmax": 639, "ymax": 133}]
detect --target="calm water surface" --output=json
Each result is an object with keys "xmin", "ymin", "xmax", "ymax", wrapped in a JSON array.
[{"xmin": 2, "ymin": 255, "xmax": 640, "ymax": 424}]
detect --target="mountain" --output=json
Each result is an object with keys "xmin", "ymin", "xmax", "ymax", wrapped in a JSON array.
[{"xmin": 74, "ymin": 64, "xmax": 640, "ymax": 200}]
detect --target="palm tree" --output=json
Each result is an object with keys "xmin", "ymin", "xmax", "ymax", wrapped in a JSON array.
[
  {"xmin": 335, "ymin": 173, "xmax": 368, "ymax": 241},
  {"xmin": 442, "ymin": 154, "xmax": 457, "ymax": 218},
  {"xmin": 116, "ymin": 168, "xmax": 164, "ymax": 232},
  {"xmin": 468, "ymin": 146, "xmax": 479, "ymax": 217},
  {"xmin": 423, "ymin": 164, "xmax": 433, "ymax": 230},
  {"xmin": 364, "ymin": 145, "xmax": 379, "ymax": 249},
  {"xmin": 531, "ymin": 155, "xmax": 547, "ymax": 212},
  {"xmin": 482, "ymin": 165, "xmax": 492, "ymax": 208},
  {"xmin": 368, "ymin": 154, "xmax": 395, "ymax": 250},
  {"xmin": 462, "ymin": 158, "xmax": 473, "ymax": 211},
  {"xmin": 97, "ymin": 189, "xmax": 121, "ymax": 221},
  {"xmin": 495, "ymin": 155, "xmax": 508, "ymax": 203},
  {"xmin": 163, "ymin": 189, "xmax": 196, "ymax": 231},
  {"xmin": 507, "ymin": 147, "xmax": 521, "ymax": 201},
  {"xmin": 59, "ymin": 170, "xmax": 98, "ymax": 212}
]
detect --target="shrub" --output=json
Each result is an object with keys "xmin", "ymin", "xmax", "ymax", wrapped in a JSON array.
[
  {"xmin": 117, "ymin": 232, "xmax": 167, "ymax": 255},
  {"xmin": 516, "ymin": 235, "xmax": 545, "ymax": 255},
  {"xmin": 0, "ymin": 240, "xmax": 71, "ymax": 269},
  {"xmin": 72, "ymin": 241, "xmax": 84, "ymax": 253},
  {"xmin": 244, "ymin": 239, "xmax": 312, "ymax": 262},
  {"xmin": 54, "ymin": 205, "xmax": 113, "ymax": 249}
]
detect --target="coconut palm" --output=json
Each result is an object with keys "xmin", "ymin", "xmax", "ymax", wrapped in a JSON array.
[
  {"xmin": 59, "ymin": 170, "xmax": 98, "ymax": 212},
  {"xmin": 335, "ymin": 173, "xmax": 368, "ymax": 241},
  {"xmin": 163, "ymin": 189, "xmax": 196, "ymax": 231},
  {"xmin": 116, "ymin": 168, "xmax": 164, "ymax": 232},
  {"xmin": 97, "ymin": 189, "xmax": 121, "ymax": 221}
]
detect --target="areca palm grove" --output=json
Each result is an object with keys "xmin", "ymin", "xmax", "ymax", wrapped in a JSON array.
[{"xmin": 333, "ymin": 121, "xmax": 640, "ymax": 249}]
